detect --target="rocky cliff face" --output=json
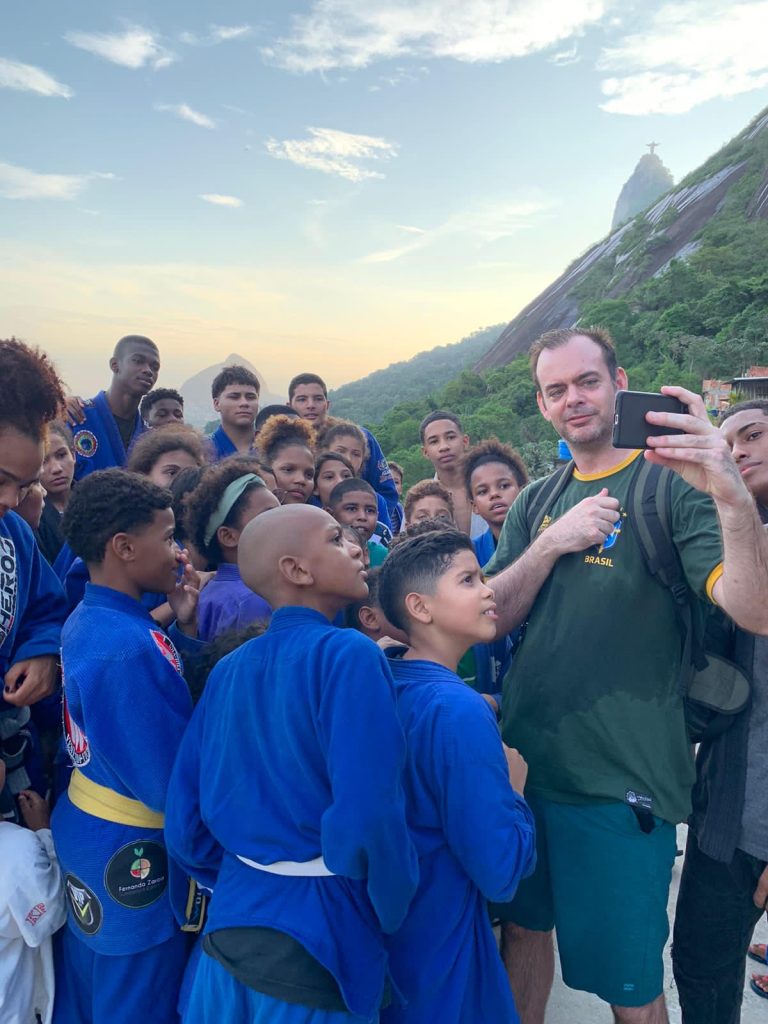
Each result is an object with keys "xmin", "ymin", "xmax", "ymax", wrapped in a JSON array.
[
  {"xmin": 475, "ymin": 107, "xmax": 768, "ymax": 374},
  {"xmin": 611, "ymin": 151, "xmax": 674, "ymax": 230},
  {"xmin": 180, "ymin": 353, "xmax": 284, "ymax": 427}
]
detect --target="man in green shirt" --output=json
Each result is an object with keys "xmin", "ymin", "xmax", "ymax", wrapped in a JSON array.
[{"xmin": 487, "ymin": 327, "xmax": 768, "ymax": 1024}]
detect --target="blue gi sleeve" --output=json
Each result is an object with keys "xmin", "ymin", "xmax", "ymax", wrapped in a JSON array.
[
  {"xmin": 362, "ymin": 429, "xmax": 400, "ymax": 519},
  {"xmin": 165, "ymin": 687, "xmax": 223, "ymax": 891},
  {"xmin": 85, "ymin": 643, "xmax": 192, "ymax": 812},
  {"xmin": 11, "ymin": 527, "xmax": 67, "ymax": 664},
  {"xmin": 438, "ymin": 695, "xmax": 536, "ymax": 903},
  {"xmin": 318, "ymin": 633, "xmax": 418, "ymax": 933}
]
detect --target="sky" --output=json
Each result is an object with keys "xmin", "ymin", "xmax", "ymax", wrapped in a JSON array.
[{"xmin": 1, "ymin": 1, "xmax": 767, "ymax": 398}]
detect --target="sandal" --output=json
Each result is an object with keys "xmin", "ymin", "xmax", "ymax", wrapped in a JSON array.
[
  {"xmin": 748, "ymin": 943, "xmax": 768, "ymax": 965},
  {"xmin": 751, "ymin": 974, "xmax": 768, "ymax": 999}
]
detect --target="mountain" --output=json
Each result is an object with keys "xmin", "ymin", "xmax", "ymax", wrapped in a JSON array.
[
  {"xmin": 611, "ymin": 148, "xmax": 674, "ymax": 230},
  {"xmin": 179, "ymin": 353, "xmax": 284, "ymax": 427},
  {"xmin": 476, "ymin": 106, "xmax": 768, "ymax": 374},
  {"xmin": 370, "ymin": 106, "xmax": 768, "ymax": 488},
  {"xmin": 328, "ymin": 324, "xmax": 504, "ymax": 424}
]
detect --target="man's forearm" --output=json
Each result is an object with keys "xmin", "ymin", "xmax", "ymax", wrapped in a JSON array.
[
  {"xmin": 715, "ymin": 495, "xmax": 768, "ymax": 635},
  {"xmin": 490, "ymin": 534, "xmax": 560, "ymax": 636}
]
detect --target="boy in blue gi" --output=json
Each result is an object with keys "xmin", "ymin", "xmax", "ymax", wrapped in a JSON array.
[
  {"xmin": 66, "ymin": 335, "xmax": 160, "ymax": 481},
  {"xmin": 51, "ymin": 469, "xmax": 203, "ymax": 1024},
  {"xmin": 165, "ymin": 502, "xmax": 419, "ymax": 1023},
  {"xmin": 206, "ymin": 366, "xmax": 260, "ymax": 461},
  {"xmin": 288, "ymin": 374, "xmax": 399, "ymax": 522},
  {"xmin": 0, "ymin": 339, "xmax": 69, "ymax": 823},
  {"xmin": 377, "ymin": 529, "xmax": 536, "ymax": 1024},
  {"xmin": 463, "ymin": 438, "xmax": 528, "ymax": 567}
]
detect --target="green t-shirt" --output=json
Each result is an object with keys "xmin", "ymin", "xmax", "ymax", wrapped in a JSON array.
[{"xmin": 486, "ymin": 451, "xmax": 723, "ymax": 824}]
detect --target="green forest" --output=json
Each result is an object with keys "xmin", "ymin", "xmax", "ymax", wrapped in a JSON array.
[
  {"xmin": 373, "ymin": 115, "xmax": 768, "ymax": 488},
  {"xmin": 328, "ymin": 323, "xmax": 504, "ymax": 423}
]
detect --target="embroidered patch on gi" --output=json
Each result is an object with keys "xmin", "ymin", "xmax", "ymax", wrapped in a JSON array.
[
  {"xmin": 62, "ymin": 692, "xmax": 90, "ymax": 767},
  {"xmin": 0, "ymin": 536, "xmax": 18, "ymax": 648},
  {"xmin": 73, "ymin": 429, "xmax": 99, "ymax": 459},
  {"xmin": 65, "ymin": 873, "xmax": 103, "ymax": 935},
  {"xmin": 104, "ymin": 841, "xmax": 168, "ymax": 909},
  {"xmin": 149, "ymin": 629, "xmax": 182, "ymax": 673}
]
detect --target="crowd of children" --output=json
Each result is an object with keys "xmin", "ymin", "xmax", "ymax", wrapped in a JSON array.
[{"xmin": 1, "ymin": 333, "xmax": 538, "ymax": 1024}]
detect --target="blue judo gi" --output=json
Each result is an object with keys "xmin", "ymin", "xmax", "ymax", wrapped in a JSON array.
[
  {"xmin": 382, "ymin": 657, "xmax": 537, "ymax": 1024},
  {"xmin": 51, "ymin": 584, "xmax": 201, "ymax": 1024},
  {"xmin": 165, "ymin": 606, "xmax": 419, "ymax": 1023},
  {"xmin": 196, "ymin": 563, "xmax": 271, "ymax": 643},
  {"xmin": 361, "ymin": 429, "xmax": 399, "ymax": 523},
  {"xmin": 72, "ymin": 391, "xmax": 148, "ymax": 481},
  {"xmin": 205, "ymin": 425, "xmax": 257, "ymax": 463},
  {"xmin": 0, "ymin": 512, "xmax": 67, "ymax": 819}
]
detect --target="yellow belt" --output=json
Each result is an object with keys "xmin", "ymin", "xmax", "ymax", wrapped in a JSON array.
[{"xmin": 68, "ymin": 769, "xmax": 165, "ymax": 829}]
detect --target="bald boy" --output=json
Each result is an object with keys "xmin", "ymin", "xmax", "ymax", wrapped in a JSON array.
[{"xmin": 166, "ymin": 504, "xmax": 418, "ymax": 1024}]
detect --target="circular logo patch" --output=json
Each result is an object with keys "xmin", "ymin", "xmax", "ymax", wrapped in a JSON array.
[
  {"xmin": 73, "ymin": 429, "xmax": 99, "ymax": 458},
  {"xmin": 65, "ymin": 873, "xmax": 103, "ymax": 935},
  {"xmin": 62, "ymin": 694, "xmax": 90, "ymax": 767},
  {"xmin": 104, "ymin": 841, "xmax": 168, "ymax": 909}
]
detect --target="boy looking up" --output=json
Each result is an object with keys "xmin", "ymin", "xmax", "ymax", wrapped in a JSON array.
[
  {"xmin": 377, "ymin": 530, "xmax": 536, "ymax": 1023},
  {"xmin": 207, "ymin": 366, "xmax": 261, "ymax": 461},
  {"xmin": 464, "ymin": 439, "xmax": 529, "ymax": 566},
  {"xmin": 67, "ymin": 335, "xmax": 160, "ymax": 481},
  {"xmin": 288, "ymin": 373, "xmax": 400, "ymax": 521},
  {"xmin": 419, "ymin": 411, "xmax": 485, "ymax": 538},
  {"xmin": 165, "ymin": 503, "xmax": 418, "ymax": 1023},
  {"xmin": 51, "ymin": 470, "xmax": 202, "ymax": 1024}
]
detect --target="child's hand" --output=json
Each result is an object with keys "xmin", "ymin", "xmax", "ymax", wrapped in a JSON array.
[
  {"xmin": 503, "ymin": 744, "xmax": 528, "ymax": 796},
  {"xmin": 168, "ymin": 550, "xmax": 200, "ymax": 637},
  {"xmin": 18, "ymin": 790, "xmax": 51, "ymax": 831}
]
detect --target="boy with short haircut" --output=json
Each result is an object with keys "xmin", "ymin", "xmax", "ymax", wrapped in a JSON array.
[
  {"xmin": 51, "ymin": 469, "xmax": 203, "ymax": 1023},
  {"xmin": 67, "ymin": 335, "xmax": 160, "ymax": 481},
  {"xmin": 327, "ymin": 478, "xmax": 387, "ymax": 566},
  {"xmin": 165, "ymin": 503, "xmax": 418, "ymax": 1023},
  {"xmin": 377, "ymin": 531, "xmax": 536, "ymax": 1024},
  {"xmin": 403, "ymin": 480, "xmax": 454, "ymax": 528},
  {"xmin": 207, "ymin": 366, "xmax": 261, "ymax": 461},
  {"xmin": 140, "ymin": 388, "xmax": 185, "ymax": 428},
  {"xmin": 419, "ymin": 411, "xmax": 486, "ymax": 538},
  {"xmin": 344, "ymin": 568, "xmax": 408, "ymax": 647},
  {"xmin": 288, "ymin": 373, "xmax": 400, "ymax": 521},
  {"xmin": 0, "ymin": 761, "xmax": 66, "ymax": 1024},
  {"xmin": 463, "ymin": 438, "xmax": 528, "ymax": 566}
]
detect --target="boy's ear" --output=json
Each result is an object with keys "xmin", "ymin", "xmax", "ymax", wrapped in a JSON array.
[
  {"xmin": 404, "ymin": 590, "xmax": 432, "ymax": 625},
  {"xmin": 277, "ymin": 553, "xmax": 313, "ymax": 588},
  {"xmin": 110, "ymin": 531, "xmax": 136, "ymax": 563},
  {"xmin": 358, "ymin": 605, "xmax": 380, "ymax": 634},
  {"xmin": 212, "ymin": 396, "xmax": 221, "ymax": 414},
  {"xmin": 216, "ymin": 524, "xmax": 239, "ymax": 551},
  {"xmin": 108, "ymin": 355, "xmax": 119, "ymax": 375}
]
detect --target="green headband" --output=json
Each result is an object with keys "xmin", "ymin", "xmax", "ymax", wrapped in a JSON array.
[{"xmin": 204, "ymin": 473, "xmax": 263, "ymax": 546}]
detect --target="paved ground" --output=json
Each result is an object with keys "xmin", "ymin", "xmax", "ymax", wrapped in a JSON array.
[{"xmin": 544, "ymin": 826, "xmax": 768, "ymax": 1022}]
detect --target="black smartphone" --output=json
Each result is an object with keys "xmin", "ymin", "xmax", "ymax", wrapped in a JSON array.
[{"xmin": 612, "ymin": 391, "xmax": 687, "ymax": 449}]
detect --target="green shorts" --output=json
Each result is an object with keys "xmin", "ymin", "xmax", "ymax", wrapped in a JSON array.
[{"xmin": 492, "ymin": 796, "xmax": 676, "ymax": 1008}]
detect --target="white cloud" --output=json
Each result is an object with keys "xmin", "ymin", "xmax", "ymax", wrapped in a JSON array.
[
  {"xmin": 156, "ymin": 103, "xmax": 216, "ymax": 129},
  {"xmin": 199, "ymin": 194, "xmax": 243, "ymax": 207},
  {"xmin": 0, "ymin": 58, "xmax": 73, "ymax": 98},
  {"xmin": 0, "ymin": 163, "xmax": 115, "ymax": 201},
  {"xmin": 180, "ymin": 24, "xmax": 252, "ymax": 46},
  {"xmin": 599, "ymin": 1, "xmax": 768, "ymax": 115},
  {"xmin": 65, "ymin": 26, "xmax": 175, "ymax": 69},
  {"xmin": 362, "ymin": 195, "xmax": 554, "ymax": 263},
  {"xmin": 265, "ymin": 127, "xmax": 397, "ymax": 182},
  {"xmin": 550, "ymin": 43, "xmax": 581, "ymax": 66},
  {"xmin": 263, "ymin": 0, "xmax": 608, "ymax": 72}
]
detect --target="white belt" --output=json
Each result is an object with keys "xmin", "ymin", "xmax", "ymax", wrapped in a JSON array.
[{"xmin": 237, "ymin": 854, "xmax": 335, "ymax": 877}]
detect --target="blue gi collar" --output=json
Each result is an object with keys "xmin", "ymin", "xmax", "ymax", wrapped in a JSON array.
[
  {"xmin": 82, "ymin": 582, "xmax": 155, "ymax": 621},
  {"xmin": 268, "ymin": 606, "xmax": 334, "ymax": 631}
]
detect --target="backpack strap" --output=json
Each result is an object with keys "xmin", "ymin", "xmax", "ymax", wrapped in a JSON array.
[
  {"xmin": 526, "ymin": 461, "xmax": 575, "ymax": 544},
  {"xmin": 626, "ymin": 458, "xmax": 707, "ymax": 695}
]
